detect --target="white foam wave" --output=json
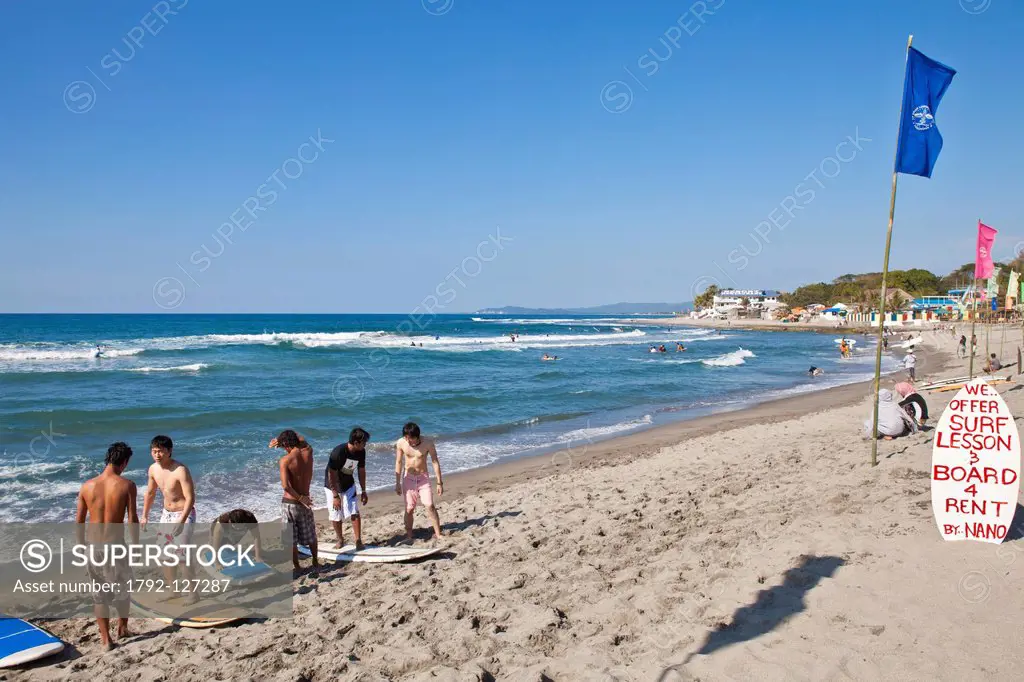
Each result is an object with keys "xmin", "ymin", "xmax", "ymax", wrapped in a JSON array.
[
  {"xmin": 557, "ymin": 415, "xmax": 653, "ymax": 443},
  {"xmin": 702, "ymin": 348, "xmax": 756, "ymax": 367},
  {"xmin": 127, "ymin": 363, "xmax": 208, "ymax": 373},
  {"xmin": 0, "ymin": 346, "xmax": 144, "ymax": 361}
]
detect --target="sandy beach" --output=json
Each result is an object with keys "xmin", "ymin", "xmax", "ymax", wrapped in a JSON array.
[{"xmin": 12, "ymin": 327, "xmax": 1024, "ymax": 681}]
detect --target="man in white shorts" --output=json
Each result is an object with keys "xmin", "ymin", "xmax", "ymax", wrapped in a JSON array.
[
  {"xmin": 324, "ymin": 427, "xmax": 369, "ymax": 550},
  {"xmin": 141, "ymin": 434, "xmax": 197, "ymax": 600}
]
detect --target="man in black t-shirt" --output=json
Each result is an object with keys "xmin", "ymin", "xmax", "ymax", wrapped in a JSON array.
[{"xmin": 324, "ymin": 427, "xmax": 370, "ymax": 550}]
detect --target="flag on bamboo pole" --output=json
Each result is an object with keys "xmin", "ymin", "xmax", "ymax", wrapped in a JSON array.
[
  {"xmin": 895, "ymin": 47, "xmax": 957, "ymax": 178},
  {"xmin": 975, "ymin": 222, "xmax": 998, "ymax": 279},
  {"xmin": 1007, "ymin": 270, "xmax": 1019, "ymax": 309},
  {"xmin": 987, "ymin": 268, "xmax": 1001, "ymax": 300}
]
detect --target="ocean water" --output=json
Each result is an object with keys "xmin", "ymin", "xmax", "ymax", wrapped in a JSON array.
[{"xmin": 0, "ymin": 314, "xmax": 896, "ymax": 522}]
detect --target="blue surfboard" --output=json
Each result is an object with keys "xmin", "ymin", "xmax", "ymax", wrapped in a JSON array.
[{"xmin": 0, "ymin": 618, "xmax": 64, "ymax": 668}]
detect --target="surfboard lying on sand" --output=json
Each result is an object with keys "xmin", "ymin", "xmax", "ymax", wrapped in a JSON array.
[
  {"xmin": 931, "ymin": 378, "xmax": 1014, "ymax": 393},
  {"xmin": 0, "ymin": 618, "xmax": 64, "ymax": 668},
  {"xmin": 921, "ymin": 372, "xmax": 1015, "ymax": 391},
  {"xmin": 130, "ymin": 598, "xmax": 241, "ymax": 629},
  {"xmin": 299, "ymin": 543, "xmax": 445, "ymax": 564}
]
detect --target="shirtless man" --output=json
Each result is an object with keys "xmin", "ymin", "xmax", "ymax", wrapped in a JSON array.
[
  {"xmin": 141, "ymin": 435, "xmax": 197, "ymax": 593},
  {"xmin": 394, "ymin": 422, "xmax": 443, "ymax": 542},
  {"xmin": 75, "ymin": 441, "xmax": 139, "ymax": 651},
  {"xmin": 272, "ymin": 429, "xmax": 318, "ymax": 571}
]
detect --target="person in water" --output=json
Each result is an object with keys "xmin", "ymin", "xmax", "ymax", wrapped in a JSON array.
[
  {"xmin": 658, "ymin": 345, "xmax": 667, "ymax": 353},
  {"xmin": 676, "ymin": 343, "xmax": 686, "ymax": 352},
  {"xmin": 541, "ymin": 353, "xmax": 558, "ymax": 361},
  {"xmin": 808, "ymin": 366, "xmax": 823, "ymax": 376},
  {"xmin": 95, "ymin": 344, "xmax": 105, "ymax": 358}
]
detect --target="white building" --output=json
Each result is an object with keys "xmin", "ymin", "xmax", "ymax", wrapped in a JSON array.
[{"xmin": 711, "ymin": 289, "xmax": 782, "ymax": 313}]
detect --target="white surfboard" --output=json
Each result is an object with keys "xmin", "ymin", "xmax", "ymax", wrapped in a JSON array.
[
  {"xmin": 130, "ymin": 598, "xmax": 241, "ymax": 629},
  {"xmin": 298, "ymin": 542, "xmax": 445, "ymax": 563},
  {"xmin": 900, "ymin": 336, "xmax": 923, "ymax": 349},
  {"xmin": 833, "ymin": 338, "xmax": 857, "ymax": 346},
  {"xmin": 0, "ymin": 618, "xmax": 64, "ymax": 668},
  {"xmin": 931, "ymin": 377, "xmax": 1021, "ymax": 543}
]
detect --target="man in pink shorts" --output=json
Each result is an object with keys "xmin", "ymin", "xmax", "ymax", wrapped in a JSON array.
[{"xmin": 394, "ymin": 422, "xmax": 443, "ymax": 542}]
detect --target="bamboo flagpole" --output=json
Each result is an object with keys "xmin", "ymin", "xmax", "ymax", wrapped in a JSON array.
[
  {"xmin": 870, "ymin": 34, "xmax": 914, "ymax": 468},
  {"xmin": 969, "ymin": 275, "xmax": 978, "ymax": 379}
]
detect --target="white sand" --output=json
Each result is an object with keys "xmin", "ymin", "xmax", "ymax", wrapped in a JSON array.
[{"xmin": 15, "ymin": 326, "xmax": 1024, "ymax": 681}]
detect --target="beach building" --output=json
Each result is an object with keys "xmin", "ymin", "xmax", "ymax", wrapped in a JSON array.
[
  {"xmin": 712, "ymin": 289, "xmax": 782, "ymax": 313},
  {"xmin": 819, "ymin": 303, "xmax": 849, "ymax": 322}
]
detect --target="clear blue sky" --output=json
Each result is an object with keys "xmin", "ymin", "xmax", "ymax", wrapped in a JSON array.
[{"xmin": 2, "ymin": 0, "xmax": 1022, "ymax": 313}]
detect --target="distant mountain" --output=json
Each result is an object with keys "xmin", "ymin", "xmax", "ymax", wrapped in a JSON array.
[{"xmin": 474, "ymin": 302, "xmax": 690, "ymax": 315}]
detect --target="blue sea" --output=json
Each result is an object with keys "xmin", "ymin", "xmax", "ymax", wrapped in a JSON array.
[{"xmin": 0, "ymin": 314, "xmax": 896, "ymax": 522}]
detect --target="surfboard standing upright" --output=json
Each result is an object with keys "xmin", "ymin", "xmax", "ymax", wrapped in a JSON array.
[{"xmin": 931, "ymin": 378, "xmax": 1021, "ymax": 543}]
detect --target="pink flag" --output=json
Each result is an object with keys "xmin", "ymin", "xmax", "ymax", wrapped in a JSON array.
[{"xmin": 975, "ymin": 221, "xmax": 997, "ymax": 280}]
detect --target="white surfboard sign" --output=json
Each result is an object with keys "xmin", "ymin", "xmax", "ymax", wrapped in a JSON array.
[{"xmin": 931, "ymin": 378, "xmax": 1021, "ymax": 543}]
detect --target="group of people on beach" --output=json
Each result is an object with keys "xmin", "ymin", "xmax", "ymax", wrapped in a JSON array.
[{"xmin": 74, "ymin": 422, "xmax": 444, "ymax": 650}]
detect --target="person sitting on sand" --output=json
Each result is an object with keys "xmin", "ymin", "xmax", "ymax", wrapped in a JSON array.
[
  {"xmin": 894, "ymin": 381, "xmax": 929, "ymax": 425},
  {"xmin": 141, "ymin": 435, "xmax": 197, "ymax": 600},
  {"xmin": 76, "ymin": 442, "xmax": 139, "ymax": 651},
  {"xmin": 984, "ymin": 353, "xmax": 1003, "ymax": 374},
  {"xmin": 325, "ymin": 427, "xmax": 370, "ymax": 550},
  {"xmin": 395, "ymin": 422, "xmax": 443, "ymax": 543},
  {"xmin": 864, "ymin": 389, "xmax": 917, "ymax": 440},
  {"xmin": 271, "ymin": 429, "xmax": 318, "ymax": 572},
  {"xmin": 211, "ymin": 509, "xmax": 263, "ymax": 567},
  {"xmin": 808, "ymin": 366, "xmax": 823, "ymax": 377}
]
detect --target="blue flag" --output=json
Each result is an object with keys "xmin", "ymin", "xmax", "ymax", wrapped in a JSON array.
[{"xmin": 894, "ymin": 46, "xmax": 956, "ymax": 178}]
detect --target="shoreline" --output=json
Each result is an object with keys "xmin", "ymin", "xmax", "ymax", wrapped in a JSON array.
[
  {"xmin": 625, "ymin": 316, "xmax": 896, "ymax": 334},
  {"xmin": 332, "ymin": 340, "xmax": 943, "ymax": 526}
]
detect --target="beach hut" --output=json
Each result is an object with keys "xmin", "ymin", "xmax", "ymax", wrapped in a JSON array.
[{"xmin": 820, "ymin": 303, "xmax": 849, "ymax": 322}]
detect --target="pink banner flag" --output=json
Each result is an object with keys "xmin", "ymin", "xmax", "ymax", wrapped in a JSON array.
[{"xmin": 975, "ymin": 221, "xmax": 997, "ymax": 280}]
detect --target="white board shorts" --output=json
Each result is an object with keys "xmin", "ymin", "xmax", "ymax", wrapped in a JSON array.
[{"xmin": 324, "ymin": 487, "xmax": 359, "ymax": 522}]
